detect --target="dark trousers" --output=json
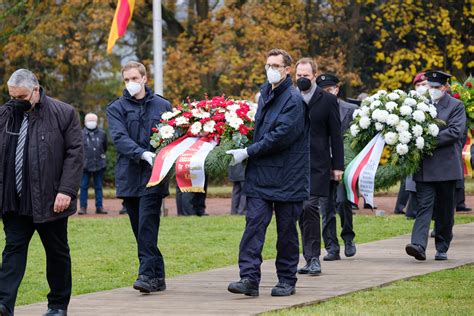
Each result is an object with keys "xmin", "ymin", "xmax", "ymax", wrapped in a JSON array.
[
  {"xmin": 406, "ymin": 192, "xmax": 418, "ymax": 218},
  {"xmin": 455, "ymin": 186, "xmax": 466, "ymax": 209},
  {"xmin": 123, "ymin": 194, "xmax": 165, "ymax": 278},
  {"xmin": 79, "ymin": 168, "xmax": 104, "ymax": 209},
  {"xmin": 298, "ymin": 196, "xmax": 321, "ymax": 262},
  {"xmin": 238, "ymin": 197, "xmax": 302, "ymax": 286},
  {"xmin": 230, "ymin": 181, "xmax": 246, "ymax": 215},
  {"xmin": 395, "ymin": 179, "xmax": 409, "ymax": 212},
  {"xmin": 0, "ymin": 215, "xmax": 71, "ymax": 314},
  {"xmin": 175, "ymin": 180, "xmax": 208, "ymax": 216},
  {"xmin": 320, "ymin": 181, "xmax": 339, "ymax": 254},
  {"xmin": 335, "ymin": 183, "xmax": 355, "ymax": 243},
  {"xmin": 412, "ymin": 181, "xmax": 456, "ymax": 253}
]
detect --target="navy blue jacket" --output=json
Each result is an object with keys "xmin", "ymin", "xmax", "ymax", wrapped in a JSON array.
[
  {"xmin": 83, "ymin": 127, "xmax": 107, "ymax": 172},
  {"xmin": 245, "ymin": 76, "xmax": 310, "ymax": 202},
  {"xmin": 107, "ymin": 86, "xmax": 172, "ymax": 197}
]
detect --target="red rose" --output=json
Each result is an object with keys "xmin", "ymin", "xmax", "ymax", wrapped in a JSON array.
[
  {"xmin": 466, "ymin": 82, "xmax": 472, "ymax": 88},
  {"xmin": 453, "ymin": 93, "xmax": 461, "ymax": 99},
  {"xmin": 199, "ymin": 117, "xmax": 210, "ymax": 124},
  {"xmin": 212, "ymin": 113, "xmax": 225, "ymax": 121},
  {"xmin": 183, "ymin": 112, "xmax": 193, "ymax": 118},
  {"xmin": 168, "ymin": 119, "xmax": 176, "ymax": 126},
  {"xmin": 238, "ymin": 124, "xmax": 249, "ymax": 136},
  {"xmin": 151, "ymin": 127, "xmax": 158, "ymax": 133}
]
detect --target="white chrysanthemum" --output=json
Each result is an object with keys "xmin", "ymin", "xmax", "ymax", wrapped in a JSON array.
[
  {"xmin": 396, "ymin": 120, "xmax": 410, "ymax": 133},
  {"xmin": 398, "ymin": 131, "xmax": 412, "ymax": 144},
  {"xmin": 386, "ymin": 114, "xmax": 400, "ymax": 126},
  {"xmin": 159, "ymin": 125, "xmax": 175, "ymax": 139},
  {"xmin": 428, "ymin": 105, "xmax": 437, "ymax": 118},
  {"xmin": 192, "ymin": 109, "xmax": 210, "ymax": 119},
  {"xmin": 247, "ymin": 109, "xmax": 256, "ymax": 121},
  {"xmin": 412, "ymin": 125, "xmax": 423, "ymax": 137},
  {"xmin": 225, "ymin": 111, "xmax": 238, "ymax": 122},
  {"xmin": 190, "ymin": 122, "xmax": 202, "ymax": 135},
  {"xmin": 385, "ymin": 101, "xmax": 398, "ymax": 112},
  {"xmin": 360, "ymin": 106, "xmax": 370, "ymax": 116},
  {"xmin": 399, "ymin": 105, "xmax": 413, "ymax": 116},
  {"xmin": 377, "ymin": 90, "xmax": 388, "ymax": 95},
  {"xmin": 387, "ymin": 92, "xmax": 400, "ymax": 100},
  {"xmin": 203, "ymin": 120, "xmax": 216, "ymax": 133},
  {"xmin": 175, "ymin": 116, "xmax": 189, "ymax": 126},
  {"xmin": 350, "ymin": 124, "xmax": 360, "ymax": 137},
  {"xmin": 416, "ymin": 102, "xmax": 429, "ymax": 112},
  {"xmin": 428, "ymin": 124, "xmax": 439, "ymax": 137},
  {"xmin": 370, "ymin": 100, "xmax": 382, "ymax": 110},
  {"xmin": 384, "ymin": 132, "xmax": 398, "ymax": 145},
  {"xmin": 161, "ymin": 111, "xmax": 175, "ymax": 120},
  {"xmin": 352, "ymin": 109, "xmax": 362, "ymax": 119},
  {"xmin": 408, "ymin": 90, "xmax": 418, "ymax": 98},
  {"xmin": 227, "ymin": 103, "xmax": 240, "ymax": 112},
  {"xmin": 375, "ymin": 122, "xmax": 384, "ymax": 131},
  {"xmin": 403, "ymin": 98, "xmax": 417, "ymax": 107},
  {"xmin": 394, "ymin": 89, "xmax": 407, "ymax": 97},
  {"xmin": 359, "ymin": 116, "xmax": 371, "ymax": 129},
  {"xmin": 412, "ymin": 110, "xmax": 426, "ymax": 123},
  {"xmin": 416, "ymin": 137, "xmax": 425, "ymax": 150},
  {"xmin": 229, "ymin": 117, "xmax": 244, "ymax": 130},
  {"xmin": 396, "ymin": 143, "xmax": 409, "ymax": 155}
]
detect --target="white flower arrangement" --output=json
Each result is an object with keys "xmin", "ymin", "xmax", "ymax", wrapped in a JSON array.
[{"xmin": 159, "ymin": 125, "xmax": 175, "ymax": 139}]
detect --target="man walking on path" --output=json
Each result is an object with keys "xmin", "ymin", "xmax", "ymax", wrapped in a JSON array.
[
  {"xmin": 227, "ymin": 49, "xmax": 309, "ymax": 297},
  {"xmin": 107, "ymin": 61, "xmax": 172, "ymax": 293},
  {"xmin": 0, "ymin": 69, "xmax": 83, "ymax": 316},
  {"xmin": 406, "ymin": 70, "xmax": 466, "ymax": 261}
]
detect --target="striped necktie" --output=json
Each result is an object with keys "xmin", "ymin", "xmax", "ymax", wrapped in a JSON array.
[{"xmin": 15, "ymin": 113, "xmax": 29, "ymax": 196}]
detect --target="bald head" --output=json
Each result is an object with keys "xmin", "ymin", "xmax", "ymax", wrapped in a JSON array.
[{"xmin": 84, "ymin": 113, "xmax": 98, "ymax": 130}]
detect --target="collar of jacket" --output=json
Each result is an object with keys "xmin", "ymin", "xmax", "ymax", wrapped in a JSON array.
[
  {"xmin": 306, "ymin": 85, "xmax": 324, "ymax": 105},
  {"xmin": 122, "ymin": 85, "xmax": 154, "ymax": 104},
  {"xmin": 434, "ymin": 92, "xmax": 450, "ymax": 109},
  {"xmin": 260, "ymin": 75, "xmax": 293, "ymax": 105}
]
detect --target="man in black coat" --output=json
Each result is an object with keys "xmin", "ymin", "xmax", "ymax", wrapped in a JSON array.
[
  {"xmin": 227, "ymin": 49, "xmax": 309, "ymax": 297},
  {"xmin": 406, "ymin": 70, "xmax": 466, "ymax": 261},
  {"xmin": 79, "ymin": 113, "xmax": 108, "ymax": 215},
  {"xmin": 107, "ymin": 61, "xmax": 171, "ymax": 293},
  {"xmin": 317, "ymin": 73, "xmax": 357, "ymax": 260},
  {"xmin": 0, "ymin": 69, "xmax": 84, "ymax": 316},
  {"xmin": 294, "ymin": 59, "xmax": 344, "ymax": 276}
]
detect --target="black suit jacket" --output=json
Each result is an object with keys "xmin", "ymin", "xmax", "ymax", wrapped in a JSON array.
[{"xmin": 307, "ymin": 86, "xmax": 344, "ymax": 197}]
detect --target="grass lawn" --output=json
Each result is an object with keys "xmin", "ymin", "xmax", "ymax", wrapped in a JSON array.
[
  {"xmin": 266, "ymin": 264, "xmax": 474, "ymax": 316},
  {"xmin": 0, "ymin": 214, "xmax": 473, "ymax": 308}
]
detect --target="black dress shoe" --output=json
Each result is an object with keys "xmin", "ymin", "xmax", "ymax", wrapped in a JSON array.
[
  {"xmin": 96, "ymin": 208, "xmax": 108, "ymax": 214},
  {"xmin": 364, "ymin": 203, "xmax": 377, "ymax": 209},
  {"xmin": 297, "ymin": 262, "xmax": 310, "ymax": 274},
  {"xmin": 323, "ymin": 252, "xmax": 341, "ymax": 261},
  {"xmin": 405, "ymin": 243, "xmax": 426, "ymax": 261},
  {"xmin": 228, "ymin": 278, "xmax": 259, "ymax": 296},
  {"xmin": 344, "ymin": 241, "xmax": 357, "ymax": 257},
  {"xmin": 456, "ymin": 207, "xmax": 472, "ymax": 212},
  {"xmin": 271, "ymin": 282, "xmax": 296, "ymax": 296},
  {"xmin": 119, "ymin": 207, "xmax": 128, "ymax": 215},
  {"xmin": 133, "ymin": 275, "xmax": 166, "ymax": 293},
  {"xmin": 307, "ymin": 257, "xmax": 322, "ymax": 275},
  {"xmin": 435, "ymin": 251, "xmax": 448, "ymax": 260},
  {"xmin": 430, "ymin": 230, "xmax": 436, "ymax": 238},
  {"xmin": 394, "ymin": 210, "xmax": 406, "ymax": 215},
  {"xmin": 0, "ymin": 304, "xmax": 10, "ymax": 316},
  {"xmin": 78, "ymin": 207, "xmax": 87, "ymax": 215},
  {"xmin": 43, "ymin": 309, "xmax": 67, "ymax": 316}
]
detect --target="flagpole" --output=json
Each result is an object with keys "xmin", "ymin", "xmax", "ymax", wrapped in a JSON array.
[{"xmin": 153, "ymin": 0, "xmax": 164, "ymax": 95}]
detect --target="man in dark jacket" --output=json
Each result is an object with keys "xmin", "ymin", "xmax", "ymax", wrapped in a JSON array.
[
  {"xmin": 294, "ymin": 60, "xmax": 344, "ymax": 276},
  {"xmin": 316, "ymin": 73, "xmax": 357, "ymax": 260},
  {"xmin": 107, "ymin": 61, "xmax": 171, "ymax": 293},
  {"xmin": 0, "ymin": 69, "xmax": 83, "ymax": 316},
  {"xmin": 406, "ymin": 70, "xmax": 466, "ymax": 261},
  {"xmin": 227, "ymin": 49, "xmax": 309, "ymax": 297},
  {"xmin": 79, "ymin": 112, "xmax": 108, "ymax": 215}
]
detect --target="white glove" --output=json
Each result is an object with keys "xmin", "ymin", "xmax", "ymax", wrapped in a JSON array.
[
  {"xmin": 226, "ymin": 148, "xmax": 249, "ymax": 166},
  {"xmin": 141, "ymin": 151, "xmax": 156, "ymax": 166}
]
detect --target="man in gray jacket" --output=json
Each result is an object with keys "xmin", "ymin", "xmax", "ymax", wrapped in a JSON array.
[{"xmin": 406, "ymin": 70, "xmax": 466, "ymax": 261}]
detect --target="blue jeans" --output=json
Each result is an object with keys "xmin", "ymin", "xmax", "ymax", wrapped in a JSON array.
[
  {"xmin": 123, "ymin": 194, "xmax": 165, "ymax": 278},
  {"xmin": 80, "ymin": 169, "xmax": 104, "ymax": 209}
]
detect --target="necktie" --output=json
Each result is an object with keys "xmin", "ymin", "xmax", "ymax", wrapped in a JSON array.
[{"xmin": 15, "ymin": 113, "xmax": 29, "ymax": 196}]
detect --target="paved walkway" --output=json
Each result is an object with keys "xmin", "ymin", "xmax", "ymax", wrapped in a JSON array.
[{"xmin": 17, "ymin": 223, "xmax": 474, "ymax": 316}]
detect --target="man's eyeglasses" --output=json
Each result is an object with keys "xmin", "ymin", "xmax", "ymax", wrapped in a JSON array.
[{"xmin": 265, "ymin": 64, "xmax": 285, "ymax": 71}]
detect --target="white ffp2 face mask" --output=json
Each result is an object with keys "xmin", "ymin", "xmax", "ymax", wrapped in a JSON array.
[
  {"xmin": 428, "ymin": 88, "xmax": 445, "ymax": 102},
  {"xmin": 126, "ymin": 81, "xmax": 142, "ymax": 96},
  {"xmin": 85, "ymin": 121, "xmax": 97, "ymax": 130},
  {"xmin": 266, "ymin": 68, "xmax": 282, "ymax": 84},
  {"xmin": 415, "ymin": 86, "xmax": 428, "ymax": 96}
]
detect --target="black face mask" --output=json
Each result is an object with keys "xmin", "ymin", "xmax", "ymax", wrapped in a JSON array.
[
  {"xmin": 297, "ymin": 77, "xmax": 312, "ymax": 92},
  {"xmin": 5, "ymin": 98, "xmax": 33, "ymax": 112}
]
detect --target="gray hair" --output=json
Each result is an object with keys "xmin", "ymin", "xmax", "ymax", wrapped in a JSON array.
[{"xmin": 7, "ymin": 69, "xmax": 39, "ymax": 90}]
